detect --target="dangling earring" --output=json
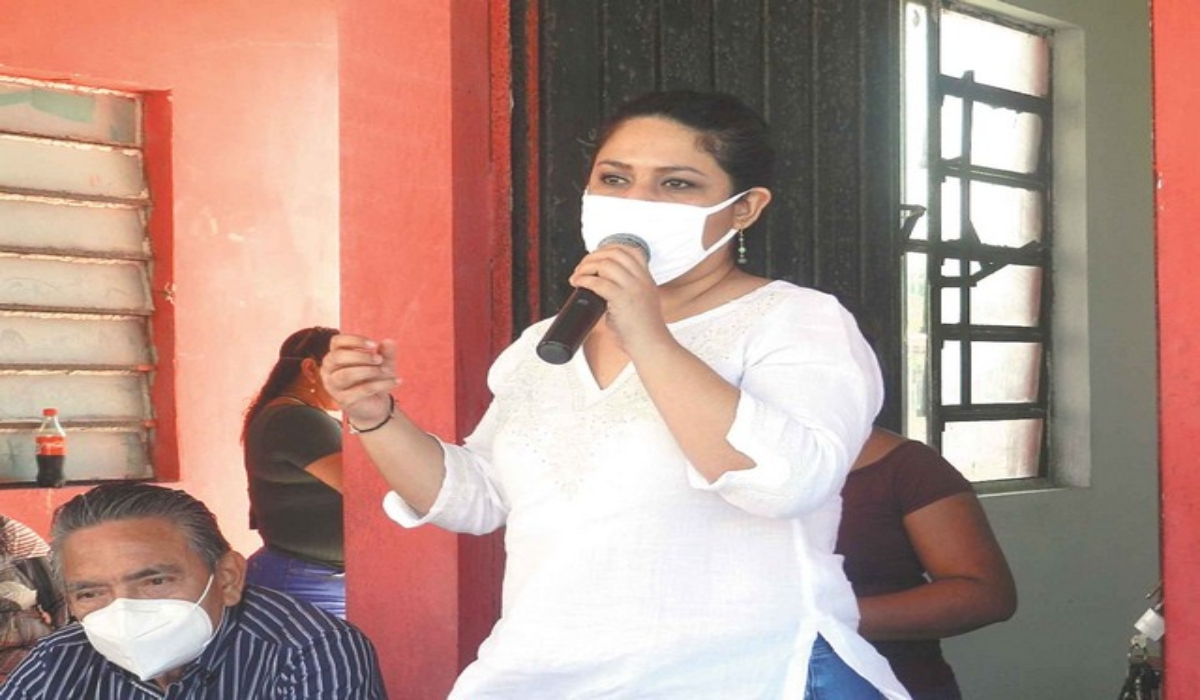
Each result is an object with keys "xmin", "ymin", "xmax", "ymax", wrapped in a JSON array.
[
  {"xmin": 303, "ymin": 358, "xmax": 318, "ymax": 394},
  {"xmin": 736, "ymin": 229, "xmax": 747, "ymax": 265}
]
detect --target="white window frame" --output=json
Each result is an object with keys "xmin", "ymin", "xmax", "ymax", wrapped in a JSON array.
[
  {"xmin": 900, "ymin": 0, "xmax": 1089, "ymax": 488},
  {"xmin": 0, "ymin": 75, "xmax": 161, "ymax": 487}
]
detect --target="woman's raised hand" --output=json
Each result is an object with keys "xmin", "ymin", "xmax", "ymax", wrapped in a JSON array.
[{"xmin": 320, "ymin": 334, "xmax": 400, "ymax": 427}]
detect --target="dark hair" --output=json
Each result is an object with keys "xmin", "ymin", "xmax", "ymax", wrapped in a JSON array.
[
  {"xmin": 240, "ymin": 326, "xmax": 338, "ymax": 444},
  {"xmin": 592, "ymin": 90, "xmax": 775, "ymax": 193},
  {"xmin": 0, "ymin": 515, "xmax": 9, "ymax": 556},
  {"xmin": 50, "ymin": 483, "xmax": 231, "ymax": 576}
]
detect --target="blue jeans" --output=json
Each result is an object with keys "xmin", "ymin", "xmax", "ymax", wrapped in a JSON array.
[
  {"xmin": 245, "ymin": 547, "xmax": 346, "ymax": 619},
  {"xmin": 805, "ymin": 635, "xmax": 887, "ymax": 700}
]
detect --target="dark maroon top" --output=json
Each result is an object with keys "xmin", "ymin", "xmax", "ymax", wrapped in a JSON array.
[{"xmin": 836, "ymin": 440, "xmax": 973, "ymax": 693}]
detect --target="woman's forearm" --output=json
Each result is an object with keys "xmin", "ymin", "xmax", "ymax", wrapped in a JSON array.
[
  {"xmin": 856, "ymin": 576, "xmax": 1017, "ymax": 641},
  {"xmin": 353, "ymin": 410, "xmax": 447, "ymax": 516}
]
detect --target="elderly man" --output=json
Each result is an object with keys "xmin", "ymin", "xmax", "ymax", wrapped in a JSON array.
[{"xmin": 0, "ymin": 483, "xmax": 387, "ymax": 699}]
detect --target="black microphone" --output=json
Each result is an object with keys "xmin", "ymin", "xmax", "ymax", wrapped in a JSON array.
[{"xmin": 536, "ymin": 234, "xmax": 651, "ymax": 365}]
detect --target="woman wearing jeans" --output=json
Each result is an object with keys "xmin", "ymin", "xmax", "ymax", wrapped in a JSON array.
[{"xmin": 241, "ymin": 326, "xmax": 346, "ymax": 618}]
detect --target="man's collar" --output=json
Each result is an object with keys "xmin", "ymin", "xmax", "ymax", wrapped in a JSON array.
[{"xmin": 170, "ymin": 598, "xmax": 244, "ymax": 687}]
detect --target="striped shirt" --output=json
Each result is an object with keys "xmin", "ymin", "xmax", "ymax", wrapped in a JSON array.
[{"xmin": 0, "ymin": 586, "xmax": 388, "ymax": 699}]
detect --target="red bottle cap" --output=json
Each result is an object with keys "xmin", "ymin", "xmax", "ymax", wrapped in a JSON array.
[{"xmin": 42, "ymin": 408, "xmax": 58, "ymax": 416}]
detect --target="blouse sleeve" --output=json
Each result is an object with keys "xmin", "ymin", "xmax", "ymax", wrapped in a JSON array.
[
  {"xmin": 258, "ymin": 405, "xmax": 343, "ymax": 469},
  {"xmin": 686, "ymin": 288, "xmax": 883, "ymax": 519},
  {"xmin": 382, "ymin": 325, "xmax": 546, "ymax": 535},
  {"xmin": 381, "ymin": 427, "xmax": 510, "ymax": 536},
  {"xmin": 891, "ymin": 441, "xmax": 973, "ymax": 515}
]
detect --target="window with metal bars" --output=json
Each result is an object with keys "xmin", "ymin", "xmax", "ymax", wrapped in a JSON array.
[
  {"xmin": 901, "ymin": 1, "xmax": 1053, "ymax": 482},
  {"xmin": 0, "ymin": 76, "xmax": 157, "ymax": 487}
]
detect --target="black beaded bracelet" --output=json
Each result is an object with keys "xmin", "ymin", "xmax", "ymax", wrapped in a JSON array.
[{"xmin": 348, "ymin": 395, "xmax": 396, "ymax": 435}]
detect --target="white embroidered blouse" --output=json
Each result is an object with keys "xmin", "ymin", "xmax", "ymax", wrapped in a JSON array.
[{"xmin": 384, "ymin": 280, "xmax": 911, "ymax": 699}]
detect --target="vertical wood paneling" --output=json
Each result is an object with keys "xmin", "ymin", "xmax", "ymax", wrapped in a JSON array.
[
  {"xmin": 510, "ymin": 0, "xmax": 538, "ymax": 332},
  {"xmin": 601, "ymin": 1, "xmax": 662, "ymax": 104},
  {"xmin": 760, "ymin": 0, "xmax": 816, "ymax": 280},
  {"xmin": 860, "ymin": 2, "xmax": 903, "ymax": 427},
  {"xmin": 711, "ymin": 0, "xmax": 763, "ymax": 104},
  {"xmin": 812, "ymin": 1, "xmax": 865, "ymax": 299},
  {"xmin": 537, "ymin": 1, "xmax": 603, "ymax": 313},
  {"xmin": 518, "ymin": 0, "xmax": 901, "ymax": 426},
  {"xmin": 661, "ymin": 0, "xmax": 715, "ymax": 90}
]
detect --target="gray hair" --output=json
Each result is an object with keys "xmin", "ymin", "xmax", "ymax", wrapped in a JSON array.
[{"xmin": 50, "ymin": 483, "xmax": 231, "ymax": 577}]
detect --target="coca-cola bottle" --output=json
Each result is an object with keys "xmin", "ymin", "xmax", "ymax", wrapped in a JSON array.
[{"xmin": 35, "ymin": 408, "xmax": 66, "ymax": 488}]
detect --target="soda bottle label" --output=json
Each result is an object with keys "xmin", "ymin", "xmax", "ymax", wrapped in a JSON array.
[{"xmin": 36, "ymin": 435, "xmax": 66, "ymax": 456}]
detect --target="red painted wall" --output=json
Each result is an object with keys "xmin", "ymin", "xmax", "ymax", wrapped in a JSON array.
[
  {"xmin": 1152, "ymin": 1, "xmax": 1200, "ymax": 695},
  {"xmin": 338, "ymin": 1, "xmax": 505, "ymax": 696},
  {"xmin": 0, "ymin": 0, "xmax": 340, "ymax": 556},
  {"xmin": 4, "ymin": 3, "xmax": 1184, "ymax": 699}
]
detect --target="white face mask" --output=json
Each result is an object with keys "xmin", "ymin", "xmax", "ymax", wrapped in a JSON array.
[
  {"xmin": 580, "ymin": 191, "xmax": 747, "ymax": 285},
  {"xmin": 81, "ymin": 574, "xmax": 217, "ymax": 682}
]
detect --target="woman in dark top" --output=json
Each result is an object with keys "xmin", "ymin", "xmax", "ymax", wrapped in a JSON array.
[
  {"xmin": 242, "ymin": 326, "xmax": 346, "ymax": 618},
  {"xmin": 837, "ymin": 427, "xmax": 1018, "ymax": 699}
]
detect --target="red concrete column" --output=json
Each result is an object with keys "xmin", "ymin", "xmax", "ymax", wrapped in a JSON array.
[
  {"xmin": 1152, "ymin": 1, "xmax": 1200, "ymax": 696},
  {"xmin": 339, "ymin": 1, "xmax": 506, "ymax": 697}
]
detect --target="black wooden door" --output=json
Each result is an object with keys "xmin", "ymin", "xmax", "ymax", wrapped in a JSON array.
[{"xmin": 511, "ymin": 0, "xmax": 902, "ymax": 427}]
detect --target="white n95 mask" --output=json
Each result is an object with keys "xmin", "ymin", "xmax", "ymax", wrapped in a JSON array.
[
  {"xmin": 81, "ymin": 575, "xmax": 217, "ymax": 682},
  {"xmin": 580, "ymin": 191, "xmax": 746, "ymax": 285}
]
